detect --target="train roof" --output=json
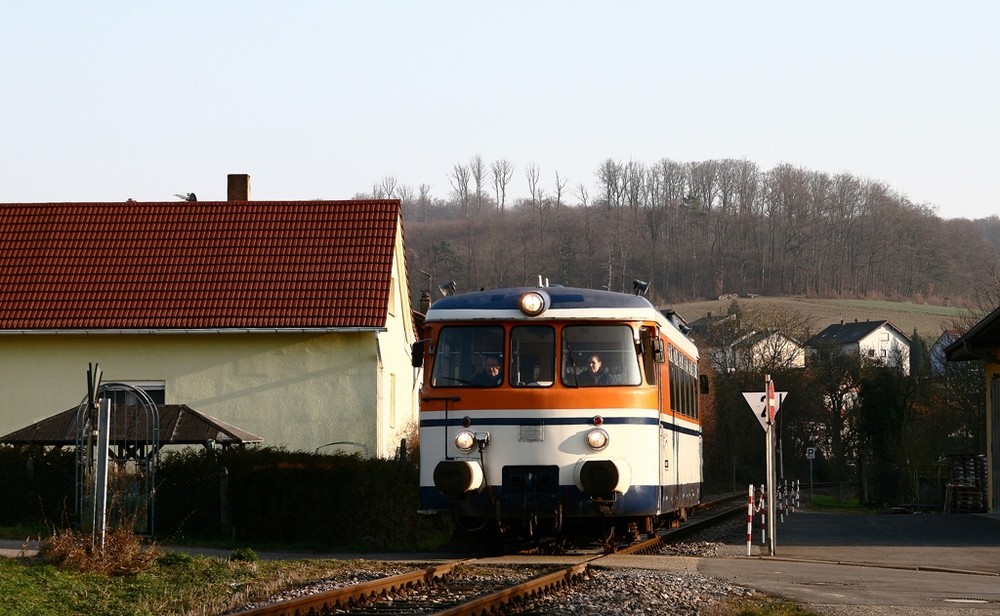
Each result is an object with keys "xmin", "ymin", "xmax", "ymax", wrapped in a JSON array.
[
  {"xmin": 428, "ymin": 286, "xmax": 656, "ymax": 313},
  {"xmin": 426, "ymin": 286, "xmax": 699, "ymax": 357}
]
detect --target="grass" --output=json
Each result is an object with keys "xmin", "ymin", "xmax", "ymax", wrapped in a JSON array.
[
  {"xmin": 806, "ymin": 494, "xmax": 877, "ymax": 513},
  {"xmin": 667, "ymin": 295, "xmax": 970, "ymax": 340},
  {"xmin": 709, "ymin": 597, "xmax": 824, "ymax": 616},
  {"xmin": 0, "ymin": 529, "xmax": 409, "ymax": 616}
]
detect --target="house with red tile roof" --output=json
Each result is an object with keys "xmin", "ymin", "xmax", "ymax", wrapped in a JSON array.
[{"xmin": 0, "ymin": 175, "xmax": 418, "ymax": 457}]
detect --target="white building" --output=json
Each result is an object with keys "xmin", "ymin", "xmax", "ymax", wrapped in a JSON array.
[{"xmin": 807, "ymin": 319, "xmax": 912, "ymax": 375}]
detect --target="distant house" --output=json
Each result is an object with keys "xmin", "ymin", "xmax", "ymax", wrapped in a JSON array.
[
  {"xmin": 930, "ymin": 329, "xmax": 963, "ymax": 375},
  {"xmin": 682, "ymin": 311, "xmax": 803, "ymax": 373},
  {"xmin": 807, "ymin": 320, "xmax": 911, "ymax": 375},
  {"xmin": 0, "ymin": 175, "xmax": 418, "ymax": 457},
  {"xmin": 726, "ymin": 330, "xmax": 806, "ymax": 373},
  {"xmin": 945, "ymin": 304, "xmax": 1000, "ymax": 513},
  {"xmin": 683, "ymin": 311, "xmax": 737, "ymax": 371},
  {"xmin": 686, "ymin": 311, "xmax": 737, "ymax": 341}
]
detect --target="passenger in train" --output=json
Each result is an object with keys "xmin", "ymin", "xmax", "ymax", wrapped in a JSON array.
[
  {"xmin": 577, "ymin": 353, "xmax": 614, "ymax": 386},
  {"xmin": 471, "ymin": 355, "xmax": 504, "ymax": 386}
]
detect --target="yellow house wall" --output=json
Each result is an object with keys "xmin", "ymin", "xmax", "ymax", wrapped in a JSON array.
[
  {"xmin": 373, "ymin": 224, "xmax": 420, "ymax": 458},
  {"xmin": 988, "ymin": 362, "xmax": 998, "ymax": 513},
  {"xmin": 0, "ymin": 332, "xmax": 379, "ymax": 454}
]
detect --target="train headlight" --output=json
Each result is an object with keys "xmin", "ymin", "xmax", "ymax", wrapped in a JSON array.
[
  {"xmin": 519, "ymin": 291, "xmax": 546, "ymax": 316},
  {"xmin": 586, "ymin": 428, "xmax": 610, "ymax": 451},
  {"xmin": 455, "ymin": 430, "xmax": 477, "ymax": 453}
]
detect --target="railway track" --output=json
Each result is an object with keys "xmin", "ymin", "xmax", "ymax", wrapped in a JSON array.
[{"xmin": 227, "ymin": 494, "xmax": 748, "ymax": 616}]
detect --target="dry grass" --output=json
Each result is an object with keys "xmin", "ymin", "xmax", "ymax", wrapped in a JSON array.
[
  {"xmin": 37, "ymin": 525, "xmax": 160, "ymax": 576},
  {"xmin": 665, "ymin": 296, "xmax": 970, "ymax": 340}
]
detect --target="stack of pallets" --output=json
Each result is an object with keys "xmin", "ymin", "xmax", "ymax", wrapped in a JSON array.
[{"xmin": 943, "ymin": 454, "xmax": 987, "ymax": 514}]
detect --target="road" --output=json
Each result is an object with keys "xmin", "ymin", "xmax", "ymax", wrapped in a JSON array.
[{"xmin": 613, "ymin": 511, "xmax": 1000, "ymax": 615}]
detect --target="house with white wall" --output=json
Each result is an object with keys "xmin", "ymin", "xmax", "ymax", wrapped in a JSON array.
[
  {"xmin": 726, "ymin": 330, "xmax": 806, "ymax": 373},
  {"xmin": 807, "ymin": 319, "xmax": 911, "ymax": 375},
  {"xmin": 0, "ymin": 175, "xmax": 418, "ymax": 457}
]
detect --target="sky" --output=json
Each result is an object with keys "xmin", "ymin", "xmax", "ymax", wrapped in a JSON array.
[{"xmin": 3, "ymin": 1, "xmax": 998, "ymax": 220}]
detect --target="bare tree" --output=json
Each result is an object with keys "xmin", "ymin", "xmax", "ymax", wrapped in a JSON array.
[
  {"xmin": 373, "ymin": 175, "xmax": 398, "ymax": 199},
  {"xmin": 470, "ymin": 154, "xmax": 487, "ymax": 212},
  {"xmin": 554, "ymin": 170, "xmax": 568, "ymax": 209},
  {"xmin": 449, "ymin": 163, "xmax": 471, "ymax": 216},
  {"xmin": 575, "ymin": 183, "xmax": 589, "ymax": 208},
  {"xmin": 525, "ymin": 162, "xmax": 541, "ymax": 209},
  {"xmin": 448, "ymin": 162, "xmax": 475, "ymax": 286},
  {"xmin": 397, "ymin": 183, "xmax": 415, "ymax": 207},
  {"xmin": 490, "ymin": 159, "xmax": 515, "ymax": 211},
  {"xmin": 417, "ymin": 183, "xmax": 431, "ymax": 222}
]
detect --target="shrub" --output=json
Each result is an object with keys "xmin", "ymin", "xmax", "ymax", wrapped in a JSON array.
[
  {"xmin": 38, "ymin": 525, "xmax": 160, "ymax": 576},
  {"xmin": 228, "ymin": 547, "xmax": 259, "ymax": 562}
]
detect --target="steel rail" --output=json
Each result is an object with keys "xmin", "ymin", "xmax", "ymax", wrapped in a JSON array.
[
  {"xmin": 229, "ymin": 560, "xmax": 469, "ymax": 616},
  {"xmin": 229, "ymin": 495, "xmax": 748, "ymax": 615},
  {"xmin": 429, "ymin": 561, "xmax": 593, "ymax": 616}
]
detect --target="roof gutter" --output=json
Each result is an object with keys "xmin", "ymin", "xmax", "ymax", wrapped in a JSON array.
[{"xmin": 0, "ymin": 327, "xmax": 386, "ymax": 336}]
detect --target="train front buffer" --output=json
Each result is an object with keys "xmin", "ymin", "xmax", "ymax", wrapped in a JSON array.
[{"xmin": 423, "ymin": 415, "xmax": 642, "ymax": 535}]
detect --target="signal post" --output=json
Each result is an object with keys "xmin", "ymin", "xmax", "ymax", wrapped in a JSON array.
[{"xmin": 742, "ymin": 374, "xmax": 785, "ymax": 556}]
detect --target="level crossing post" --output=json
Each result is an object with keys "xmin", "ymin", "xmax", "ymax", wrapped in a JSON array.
[{"xmin": 765, "ymin": 374, "xmax": 777, "ymax": 556}]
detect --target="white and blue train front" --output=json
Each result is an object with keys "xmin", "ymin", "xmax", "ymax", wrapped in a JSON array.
[{"xmin": 416, "ymin": 285, "xmax": 703, "ymax": 537}]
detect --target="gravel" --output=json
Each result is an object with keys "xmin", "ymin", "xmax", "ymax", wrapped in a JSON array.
[
  {"xmin": 519, "ymin": 567, "xmax": 759, "ymax": 615},
  {"xmin": 515, "ymin": 516, "xmax": 763, "ymax": 615},
  {"xmin": 226, "ymin": 515, "xmax": 768, "ymax": 615}
]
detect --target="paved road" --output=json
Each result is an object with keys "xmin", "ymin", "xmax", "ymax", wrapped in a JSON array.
[{"xmin": 698, "ymin": 511, "xmax": 1000, "ymax": 615}]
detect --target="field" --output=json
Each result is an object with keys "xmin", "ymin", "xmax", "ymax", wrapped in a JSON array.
[{"xmin": 663, "ymin": 296, "xmax": 972, "ymax": 341}]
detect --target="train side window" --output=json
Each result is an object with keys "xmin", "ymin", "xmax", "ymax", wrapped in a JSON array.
[
  {"xmin": 431, "ymin": 325, "xmax": 505, "ymax": 387},
  {"xmin": 510, "ymin": 325, "xmax": 555, "ymax": 387},
  {"xmin": 668, "ymin": 346, "xmax": 699, "ymax": 418},
  {"xmin": 640, "ymin": 327, "xmax": 658, "ymax": 385}
]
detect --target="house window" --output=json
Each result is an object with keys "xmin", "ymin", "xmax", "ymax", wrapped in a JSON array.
[
  {"xmin": 105, "ymin": 381, "xmax": 165, "ymax": 406},
  {"xmin": 387, "ymin": 275, "xmax": 397, "ymax": 316}
]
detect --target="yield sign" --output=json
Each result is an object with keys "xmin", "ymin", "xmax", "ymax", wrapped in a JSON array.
[{"xmin": 742, "ymin": 390, "xmax": 787, "ymax": 431}]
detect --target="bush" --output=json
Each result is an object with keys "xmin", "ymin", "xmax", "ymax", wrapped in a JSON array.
[
  {"xmin": 2, "ymin": 445, "xmax": 445, "ymax": 551},
  {"xmin": 0, "ymin": 446, "xmax": 76, "ymax": 527},
  {"xmin": 154, "ymin": 447, "xmax": 434, "ymax": 549},
  {"xmin": 38, "ymin": 525, "xmax": 160, "ymax": 576},
  {"xmin": 228, "ymin": 547, "xmax": 259, "ymax": 562}
]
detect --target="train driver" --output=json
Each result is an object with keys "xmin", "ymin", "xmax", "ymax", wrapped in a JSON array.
[
  {"xmin": 471, "ymin": 354, "xmax": 504, "ymax": 386},
  {"xmin": 577, "ymin": 353, "xmax": 614, "ymax": 386}
]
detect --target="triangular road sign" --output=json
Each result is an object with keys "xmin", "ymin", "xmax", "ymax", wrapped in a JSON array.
[{"xmin": 742, "ymin": 391, "xmax": 787, "ymax": 431}]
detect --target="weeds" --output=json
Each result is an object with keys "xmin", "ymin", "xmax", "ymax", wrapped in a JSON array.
[{"xmin": 37, "ymin": 525, "xmax": 160, "ymax": 576}]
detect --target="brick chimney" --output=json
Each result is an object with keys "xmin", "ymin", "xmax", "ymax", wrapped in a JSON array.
[{"xmin": 227, "ymin": 174, "xmax": 251, "ymax": 201}]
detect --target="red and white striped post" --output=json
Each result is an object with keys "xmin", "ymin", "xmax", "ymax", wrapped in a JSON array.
[
  {"xmin": 746, "ymin": 484, "xmax": 754, "ymax": 556},
  {"xmin": 779, "ymin": 479, "xmax": 786, "ymax": 523},
  {"xmin": 759, "ymin": 483, "xmax": 767, "ymax": 545}
]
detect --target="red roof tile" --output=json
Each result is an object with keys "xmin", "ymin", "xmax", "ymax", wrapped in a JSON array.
[{"xmin": 0, "ymin": 200, "xmax": 402, "ymax": 330}]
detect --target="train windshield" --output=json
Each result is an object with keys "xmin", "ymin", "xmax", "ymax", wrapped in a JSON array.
[
  {"xmin": 431, "ymin": 325, "xmax": 505, "ymax": 387},
  {"xmin": 562, "ymin": 325, "xmax": 641, "ymax": 387},
  {"xmin": 430, "ymin": 323, "xmax": 641, "ymax": 388}
]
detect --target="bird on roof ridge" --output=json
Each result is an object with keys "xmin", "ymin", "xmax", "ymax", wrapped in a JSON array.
[{"xmin": 174, "ymin": 192, "xmax": 197, "ymax": 202}]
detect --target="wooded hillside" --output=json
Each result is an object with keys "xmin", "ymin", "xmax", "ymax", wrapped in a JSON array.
[{"xmin": 392, "ymin": 158, "xmax": 1000, "ymax": 310}]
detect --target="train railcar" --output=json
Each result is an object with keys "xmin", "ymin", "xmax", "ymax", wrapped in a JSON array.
[{"xmin": 416, "ymin": 285, "xmax": 704, "ymax": 542}]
